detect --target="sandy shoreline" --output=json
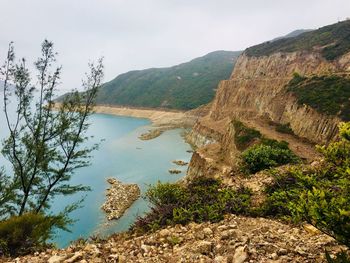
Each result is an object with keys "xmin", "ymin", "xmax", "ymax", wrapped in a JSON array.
[{"xmin": 93, "ymin": 105, "xmax": 196, "ymax": 127}]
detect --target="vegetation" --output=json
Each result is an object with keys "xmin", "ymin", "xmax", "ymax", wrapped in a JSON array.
[
  {"xmin": 286, "ymin": 73, "xmax": 350, "ymax": 121},
  {"xmin": 262, "ymin": 122, "xmax": 350, "ymax": 246},
  {"xmin": 275, "ymin": 123, "xmax": 294, "ymax": 135},
  {"xmin": 245, "ymin": 20, "xmax": 350, "ymax": 61},
  {"xmin": 92, "ymin": 51, "xmax": 241, "ymax": 110},
  {"xmin": 326, "ymin": 250, "xmax": 350, "ymax": 263},
  {"xmin": 233, "ymin": 120, "xmax": 262, "ymax": 150},
  {"xmin": 240, "ymin": 139, "xmax": 300, "ymax": 174},
  {"xmin": 133, "ymin": 178, "xmax": 252, "ymax": 232},
  {"xmin": 0, "ymin": 41, "xmax": 103, "ymax": 255},
  {"xmin": 0, "ymin": 213, "xmax": 64, "ymax": 256}
]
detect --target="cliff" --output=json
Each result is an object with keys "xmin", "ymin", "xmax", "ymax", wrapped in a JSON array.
[
  {"xmin": 209, "ymin": 52, "xmax": 349, "ymax": 144},
  {"xmin": 186, "ymin": 20, "xmax": 350, "ymax": 180}
]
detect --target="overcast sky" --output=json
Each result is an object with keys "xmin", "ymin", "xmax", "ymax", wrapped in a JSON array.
[{"xmin": 0, "ymin": 0, "xmax": 349, "ymax": 92}]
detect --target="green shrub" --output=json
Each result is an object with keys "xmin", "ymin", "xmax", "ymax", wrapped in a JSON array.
[
  {"xmin": 262, "ymin": 122, "xmax": 350, "ymax": 247},
  {"xmin": 233, "ymin": 120, "xmax": 262, "ymax": 150},
  {"xmin": 133, "ymin": 178, "xmax": 252, "ymax": 232},
  {"xmin": 275, "ymin": 123, "xmax": 294, "ymax": 135},
  {"xmin": 0, "ymin": 213, "xmax": 62, "ymax": 256},
  {"xmin": 287, "ymin": 74, "xmax": 350, "ymax": 121},
  {"xmin": 326, "ymin": 250, "xmax": 350, "ymax": 263},
  {"xmin": 241, "ymin": 139, "xmax": 299, "ymax": 174}
]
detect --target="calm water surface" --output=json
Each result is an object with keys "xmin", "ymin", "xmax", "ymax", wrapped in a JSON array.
[{"xmin": 0, "ymin": 95, "xmax": 192, "ymax": 247}]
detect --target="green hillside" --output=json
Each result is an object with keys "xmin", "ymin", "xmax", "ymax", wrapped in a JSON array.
[
  {"xmin": 95, "ymin": 50, "xmax": 241, "ymax": 110},
  {"xmin": 246, "ymin": 20, "xmax": 350, "ymax": 60}
]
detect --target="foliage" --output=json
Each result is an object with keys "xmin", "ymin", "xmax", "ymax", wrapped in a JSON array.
[
  {"xmin": 0, "ymin": 213, "xmax": 66, "ymax": 256},
  {"xmin": 133, "ymin": 178, "xmax": 252, "ymax": 232},
  {"xmin": 326, "ymin": 250, "xmax": 350, "ymax": 263},
  {"xmin": 89, "ymin": 51, "xmax": 242, "ymax": 110},
  {"xmin": 275, "ymin": 123, "xmax": 294, "ymax": 135},
  {"xmin": 287, "ymin": 74, "xmax": 350, "ymax": 121},
  {"xmin": 262, "ymin": 122, "xmax": 350, "ymax": 246},
  {"xmin": 0, "ymin": 41, "xmax": 103, "ymax": 254},
  {"xmin": 245, "ymin": 20, "xmax": 350, "ymax": 61},
  {"xmin": 233, "ymin": 120, "xmax": 262, "ymax": 150},
  {"xmin": 240, "ymin": 139, "xmax": 300, "ymax": 174}
]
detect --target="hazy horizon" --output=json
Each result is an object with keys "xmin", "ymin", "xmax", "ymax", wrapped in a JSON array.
[{"xmin": 0, "ymin": 0, "xmax": 349, "ymax": 92}]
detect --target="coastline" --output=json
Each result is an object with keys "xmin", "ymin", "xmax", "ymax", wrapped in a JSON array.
[{"xmin": 92, "ymin": 105, "xmax": 196, "ymax": 127}]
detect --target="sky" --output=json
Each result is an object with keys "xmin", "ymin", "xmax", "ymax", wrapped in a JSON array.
[{"xmin": 0, "ymin": 0, "xmax": 349, "ymax": 92}]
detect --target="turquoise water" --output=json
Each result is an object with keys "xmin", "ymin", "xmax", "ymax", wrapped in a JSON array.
[{"xmin": 0, "ymin": 97, "xmax": 192, "ymax": 247}]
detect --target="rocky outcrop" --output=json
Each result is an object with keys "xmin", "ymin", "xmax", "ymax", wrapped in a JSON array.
[
  {"xmin": 209, "ymin": 52, "xmax": 350, "ymax": 144},
  {"xmin": 101, "ymin": 178, "xmax": 140, "ymax": 221},
  {"xmin": 6, "ymin": 214, "xmax": 347, "ymax": 263},
  {"xmin": 186, "ymin": 50, "xmax": 350, "ymax": 183}
]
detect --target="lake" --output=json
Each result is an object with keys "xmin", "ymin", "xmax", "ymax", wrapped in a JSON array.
[{"xmin": 0, "ymin": 95, "xmax": 192, "ymax": 247}]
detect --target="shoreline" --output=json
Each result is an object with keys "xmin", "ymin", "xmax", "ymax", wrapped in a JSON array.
[{"xmin": 93, "ymin": 105, "xmax": 191, "ymax": 127}]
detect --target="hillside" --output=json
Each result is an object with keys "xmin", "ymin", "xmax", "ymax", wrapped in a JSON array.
[
  {"xmin": 95, "ymin": 51, "xmax": 241, "ymax": 110},
  {"xmin": 245, "ymin": 20, "xmax": 350, "ymax": 60},
  {"xmin": 271, "ymin": 29, "xmax": 313, "ymax": 41},
  {"xmin": 186, "ymin": 19, "xmax": 350, "ymax": 210}
]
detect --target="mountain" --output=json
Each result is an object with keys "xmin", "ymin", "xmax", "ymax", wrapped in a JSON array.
[
  {"xmin": 246, "ymin": 20, "xmax": 350, "ymax": 60},
  {"xmin": 271, "ymin": 29, "xmax": 313, "ymax": 41},
  {"xmin": 95, "ymin": 51, "xmax": 242, "ymax": 110}
]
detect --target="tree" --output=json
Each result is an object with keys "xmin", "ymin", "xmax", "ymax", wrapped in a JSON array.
[{"xmin": 0, "ymin": 40, "xmax": 103, "ymax": 221}]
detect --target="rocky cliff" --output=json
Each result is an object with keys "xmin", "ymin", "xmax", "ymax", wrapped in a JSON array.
[
  {"xmin": 209, "ymin": 51, "xmax": 349, "ymax": 144},
  {"xmin": 187, "ymin": 21, "xmax": 350, "ymax": 180}
]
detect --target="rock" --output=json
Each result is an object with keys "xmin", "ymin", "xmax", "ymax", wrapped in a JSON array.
[
  {"xmin": 233, "ymin": 245, "xmax": 248, "ymax": 263},
  {"xmin": 168, "ymin": 169, "xmax": 182, "ymax": 174},
  {"xmin": 64, "ymin": 252, "xmax": 83, "ymax": 263},
  {"xmin": 101, "ymin": 178, "xmax": 140, "ymax": 220},
  {"xmin": 203, "ymin": 227, "xmax": 213, "ymax": 237},
  {"xmin": 193, "ymin": 241, "xmax": 213, "ymax": 255},
  {"xmin": 271, "ymin": 252, "xmax": 278, "ymax": 260},
  {"xmin": 159, "ymin": 228, "xmax": 171, "ymax": 237},
  {"xmin": 172, "ymin": 160, "xmax": 189, "ymax": 166},
  {"xmin": 48, "ymin": 255, "xmax": 67, "ymax": 263},
  {"xmin": 303, "ymin": 224, "xmax": 321, "ymax": 235},
  {"xmin": 214, "ymin": 255, "xmax": 227, "ymax": 263}
]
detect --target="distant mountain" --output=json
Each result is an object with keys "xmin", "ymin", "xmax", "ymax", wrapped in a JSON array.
[
  {"xmin": 95, "ymin": 50, "xmax": 242, "ymax": 110},
  {"xmin": 271, "ymin": 29, "xmax": 313, "ymax": 42},
  {"xmin": 246, "ymin": 20, "xmax": 350, "ymax": 60}
]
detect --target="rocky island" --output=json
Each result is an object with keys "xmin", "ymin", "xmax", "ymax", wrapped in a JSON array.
[{"xmin": 101, "ymin": 178, "xmax": 141, "ymax": 221}]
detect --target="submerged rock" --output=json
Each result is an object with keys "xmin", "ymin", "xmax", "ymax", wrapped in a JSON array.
[
  {"xmin": 172, "ymin": 160, "xmax": 189, "ymax": 166},
  {"xmin": 101, "ymin": 178, "xmax": 140, "ymax": 220},
  {"xmin": 168, "ymin": 169, "xmax": 182, "ymax": 174}
]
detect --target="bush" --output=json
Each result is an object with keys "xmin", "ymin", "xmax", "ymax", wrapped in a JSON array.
[
  {"xmin": 240, "ymin": 139, "xmax": 300, "ymax": 174},
  {"xmin": 287, "ymin": 74, "xmax": 350, "ymax": 121},
  {"xmin": 275, "ymin": 123, "xmax": 294, "ymax": 135},
  {"xmin": 262, "ymin": 122, "xmax": 350, "ymax": 247},
  {"xmin": 326, "ymin": 250, "xmax": 350, "ymax": 263},
  {"xmin": 233, "ymin": 120, "xmax": 262, "ymax": 150},
  {"xmin": 133, "ymin": 178, "xmax": 252, "ymax": 232},
  {"xmin": 0, "ymin": 213, "xmax": 63, "ymax": 256}
]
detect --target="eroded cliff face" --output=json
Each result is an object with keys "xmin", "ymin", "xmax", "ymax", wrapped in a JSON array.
[
  {"xmin": 186, "ymin": 50, "xmax": 350, "ymax": 179},
  {"xmin": 209, "ymin": 51, "xmax": 350, "ymax": 144}
]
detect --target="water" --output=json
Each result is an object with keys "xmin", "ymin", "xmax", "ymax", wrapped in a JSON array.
[{"xmin": 0, "ymin": 92, "xmax": 192, "ymax": 247}]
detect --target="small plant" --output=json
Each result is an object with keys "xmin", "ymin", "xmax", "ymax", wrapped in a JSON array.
[
  {"xmin": 240, "ymin": 139, "xmax": 299, "ymax": 174},
  {"xmin": 233, "ymin": 120, "xmax": 262, "ymax": 150},
  {"xmin": 261, "ymin": 122, "xmax": 350, "ymax": 247},
  {"xmin": 167, "ymin": 235, "xmax": 181, "ymax": 246},
  {"xmin": 133, "ymin": 178, "xmax": 252, "ymax": 233},
  {"xmin": 325, "ymin": 250, "xmax": 350, "ymax": 263},
  {"xmin": 275, "ymin": 123, "xmax": 294, "ymax": 135},
  {"xmin": 0, "ymin": 213, "xmax": 62, "ymax": 256}
]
